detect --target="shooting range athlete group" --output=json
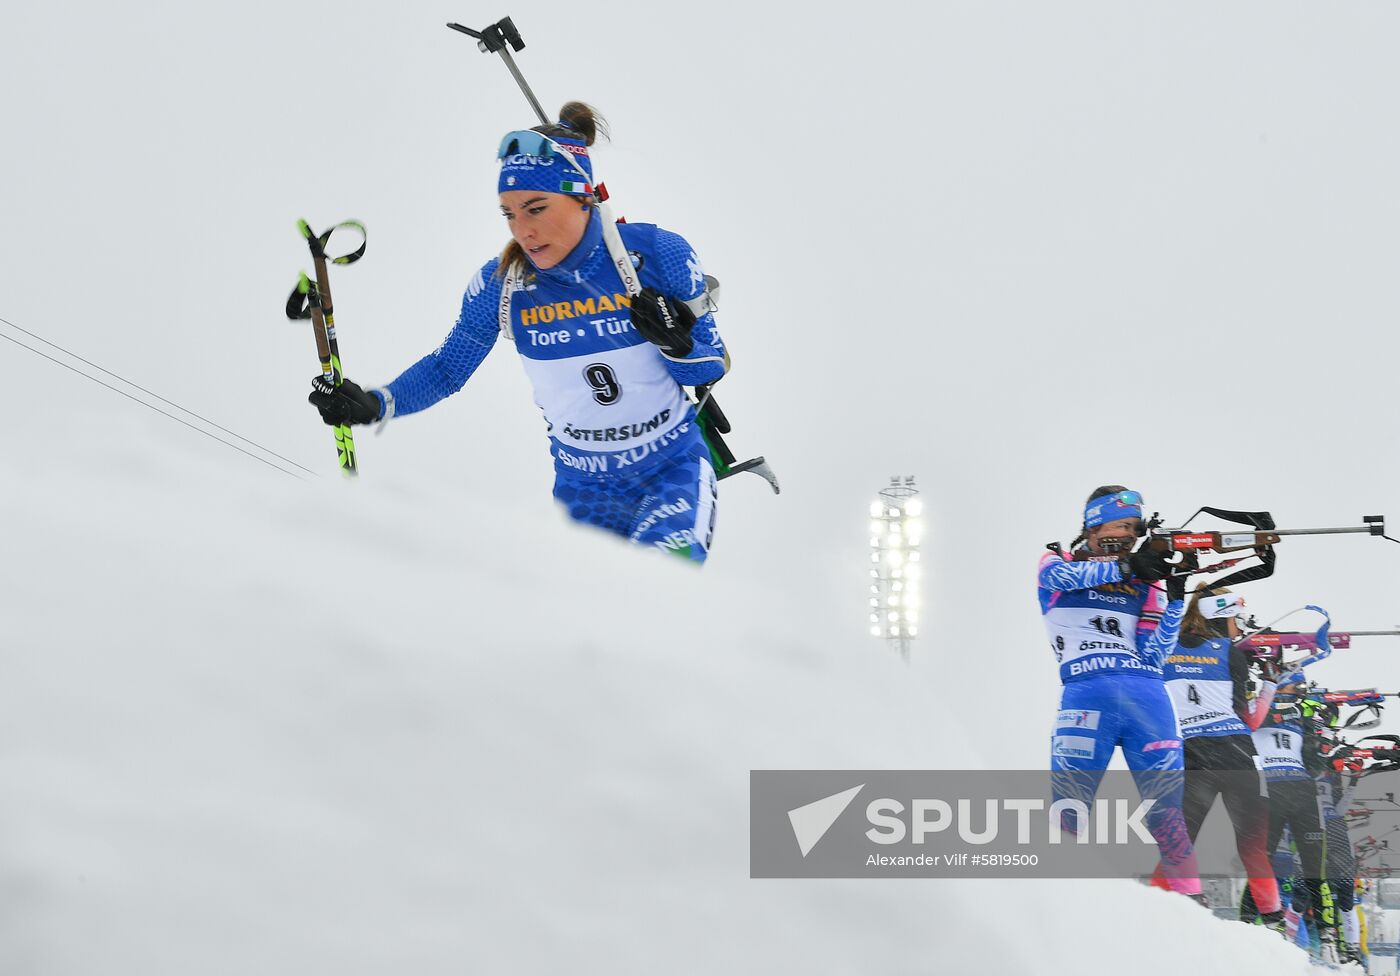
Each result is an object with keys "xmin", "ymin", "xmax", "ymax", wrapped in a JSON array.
[{"xmin": 1040, "ymin": 487, "xmax": 1399, "ymax": 965}]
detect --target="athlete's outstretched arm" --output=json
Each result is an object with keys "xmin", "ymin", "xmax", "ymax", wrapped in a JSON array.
[
  {"xmin": 1138, "ymin": 595, "xmax": 1185, "ymax": 664},
  {"xmin": 1232, "ymin": 643, "xmax": 1275, "ymax": 730},
  {"xmin": 374, "ymin": 260, "xmax": 502, "ymax": 420}
]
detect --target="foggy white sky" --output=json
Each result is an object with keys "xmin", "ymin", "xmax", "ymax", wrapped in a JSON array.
[{"xmin": 3, "ymin": 1, "xmax": 1400, "ymax": 970}]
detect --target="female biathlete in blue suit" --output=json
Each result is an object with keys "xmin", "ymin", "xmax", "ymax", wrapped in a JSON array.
[
  {"xmin": 1038, "ymin": 486, "xmax": 1200, "ymax": 896},
  {"xmin": 308, "ymin": 102, "xmax": 729, "ymax": 563}
]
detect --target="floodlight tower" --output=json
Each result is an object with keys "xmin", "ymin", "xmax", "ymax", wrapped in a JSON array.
[{"xmin": 868, "ymin": 475, "xmax": 922, "ymax": 660}]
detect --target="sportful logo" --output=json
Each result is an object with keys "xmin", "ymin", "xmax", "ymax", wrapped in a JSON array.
[
  {"xmin": 788, "ymin": 785, "xmax": 864, "ymax": 857},
  {"xmin": 633, "ymin": 495, "xmax": 693, "ymax": 535}
]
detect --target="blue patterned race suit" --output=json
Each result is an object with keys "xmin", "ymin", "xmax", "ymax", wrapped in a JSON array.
[
  {"xmin": 1038, "ymin": 551, "xmax": 1200, "ymax": 893},
  {"xmin": 372, "ymin": 211, "xmax": 727, "ymax": 562}
]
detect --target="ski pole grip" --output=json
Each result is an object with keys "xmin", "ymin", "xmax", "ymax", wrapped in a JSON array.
[
  {"xmin": 296, "ymin": 218, "xmax": 323, "ymax": 258},
  {"xmin": 1365, "ymin": 515, "xmax": 1385, "ymax": 535}
]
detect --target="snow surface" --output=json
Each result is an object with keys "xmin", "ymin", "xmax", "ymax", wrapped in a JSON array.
[
  {"xmin": 4, "ymin": 1, "xmax": 1400, "ymax": 972},
  {"xmin": 3, "ymin": 437, "xmax": 1324, "ymax": 974}
]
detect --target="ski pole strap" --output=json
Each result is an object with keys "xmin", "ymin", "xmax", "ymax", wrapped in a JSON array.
[
  {"xmin": 297, "ymin": 219, "xmax": 367, "ymax": 266},
  {"xmin": 285, "ymin": 271, "xmax": 329, "ymax": 321},
  {"xmin": 286, "ymin": 274, "xmax": 314, "ymax": 320}
]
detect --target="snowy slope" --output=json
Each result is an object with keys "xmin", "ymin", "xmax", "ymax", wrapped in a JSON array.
[{"xmin": 0, "ymin": 417, "xmax": 1323, "ymax": 975}]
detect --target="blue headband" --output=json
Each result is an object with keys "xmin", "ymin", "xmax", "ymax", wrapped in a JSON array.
[
  {"xmin": 497, "ymin": 128, "xmax": 594, "ymax": 197},
  {"xmin": 1083, "ymin": 490, "xmax": 1144, "ymax": 529}
]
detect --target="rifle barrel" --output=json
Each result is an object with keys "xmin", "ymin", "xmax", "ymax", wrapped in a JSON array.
[{"xmin": 1271, "ymin": 525, "xmax": 1378, "ymax": 537}]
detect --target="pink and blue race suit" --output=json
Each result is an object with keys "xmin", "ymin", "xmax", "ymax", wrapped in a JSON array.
[{"xmin": 1038, "ymin": 550, "xmax": 1199, "ymax": 893}]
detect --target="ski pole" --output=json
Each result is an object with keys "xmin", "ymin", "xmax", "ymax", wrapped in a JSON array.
[
  {"xmin": 286, "ymin": 273, "xmax": 353, "ymax": 473},
  {"xmin": 286, "ymin": 219, "xmax": 367, "ymax": 476}
]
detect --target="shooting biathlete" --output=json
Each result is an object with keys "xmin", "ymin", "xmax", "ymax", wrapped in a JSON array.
[
  {"xmin": 1241, "ymin": 675, "xmax": 1338, "ymax": 951},
  {"xmin": 1230, "ymin": 614, "xmax": 1400, "ymax": 960},
  {"xmin": 307, "ymin": 103, "xmax": 728, "ymax": 562},
  {"xmin": 1154, "ymin": 587, "xmax": 1282, "ymax": 922},
  {"xmin": 1317, "ymin": 737, "xmax": 1364, "ymax": 964},
  {"xmin": 1309, "ymin": 694, "xmax": 1396, "ymax": 963},
  {"xmin": 1038, "ymin": 486, "xmax": 1200, "ymax": 897}
]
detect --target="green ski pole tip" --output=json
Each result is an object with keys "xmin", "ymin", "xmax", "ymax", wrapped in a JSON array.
[
  {"xmin": 297, "ymin": 272, "xmax": 311, "ymax": 294},
  {"xmin": 296, "ymin": 219, "xmax": 312, "ymax": 239}
]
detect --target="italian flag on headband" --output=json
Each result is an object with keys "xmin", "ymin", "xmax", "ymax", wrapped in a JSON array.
[{"xmin": 559, "ymin": 180, "xmax": 592, "ymax": 194}]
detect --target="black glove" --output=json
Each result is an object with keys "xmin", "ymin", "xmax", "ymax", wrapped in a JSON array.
[
  {"xmin": 629, "ymin": 286, "xmax": 696, "ymax": 357},
  {"xmin": 1165, "ymin": 573, "xmax": 1186, "ymax": 603},
  {"xmin": 308, "ymin": 376, "xmax": 381, "ymax": 426},
  {"xmin": 1120, "ymin": 547, "xmax": 1172, "ymax": 582}
]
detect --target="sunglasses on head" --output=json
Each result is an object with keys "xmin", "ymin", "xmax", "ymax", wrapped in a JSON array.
[
  {"xmin": 497, "ymin": 129, "xmax": 592, "ymax": 182},
  {"xmin": 498, "ymin": 130, "xmax": 558, "ymax": 159}
]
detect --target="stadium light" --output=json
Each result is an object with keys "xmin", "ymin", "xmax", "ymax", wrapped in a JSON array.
[{"xmin": 868, "ymin": 475, "xmax": 922, "ymax": 661}]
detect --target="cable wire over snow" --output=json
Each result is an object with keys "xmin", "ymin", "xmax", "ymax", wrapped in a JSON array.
[{"xmin": 0, "ymin": 314, "xmax": 316, "ymax": 480}]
